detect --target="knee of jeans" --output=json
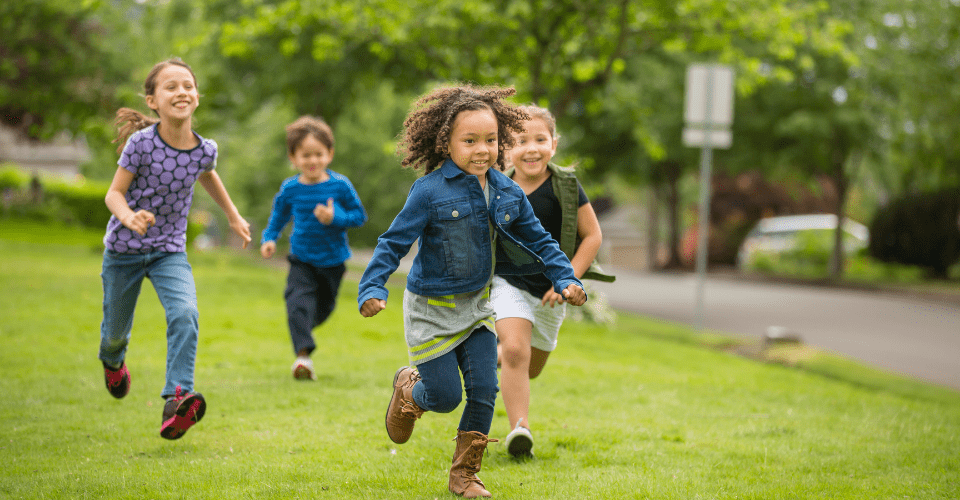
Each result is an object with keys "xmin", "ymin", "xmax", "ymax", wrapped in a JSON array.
[
  {"xmin": 426, "ymin": 385, "xmax": 462, "ymax": 414},
  {"xmin": 167, "ymin": 304, "xmax": 199, "ymax": 326}
]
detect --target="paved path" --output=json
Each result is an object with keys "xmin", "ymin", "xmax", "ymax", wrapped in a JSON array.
[{"xmin": 591, "ymin": 267, "xmax": 960, "ymax": 391}]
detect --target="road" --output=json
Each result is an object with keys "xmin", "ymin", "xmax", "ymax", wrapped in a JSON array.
[{"xmin": 591, "ymin": 267, "xmax": 960, "ymax": 391}]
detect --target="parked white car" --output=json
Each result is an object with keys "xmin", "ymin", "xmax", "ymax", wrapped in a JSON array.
[{"xmin": 736, "ymin": 214, "xmax": 870, "ymax": 269}]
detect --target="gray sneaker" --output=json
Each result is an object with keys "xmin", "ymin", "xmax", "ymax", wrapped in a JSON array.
[
  {"xmin": 292, "ymin": 357, "xmax": 318, "ymax": 381},
  {"xmin": 505, "ymin": 422, "xmax": 534, "ymax": 458}
]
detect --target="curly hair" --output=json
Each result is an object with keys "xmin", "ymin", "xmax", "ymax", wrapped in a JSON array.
[
  {"xmin": 397, "ymin": 84, "xmax": 529, "ymax": 174},
  {"xmin": 113, "ymin": 58, "xmax": 197, "ymax": 154}
]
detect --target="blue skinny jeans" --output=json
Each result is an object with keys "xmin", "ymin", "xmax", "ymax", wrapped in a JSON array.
[
  {"xmin": 412, "ymin": 327, "xmax": 499, "ymax": 435},
  {"xmin": 99, "ymin": 250, "xmax": 199, "ymax": 398}
]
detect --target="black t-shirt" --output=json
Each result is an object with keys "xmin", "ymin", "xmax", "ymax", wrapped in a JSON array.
[{"xmin": 503, "ymin": 174, "xmax": 589, "ymax": 297}]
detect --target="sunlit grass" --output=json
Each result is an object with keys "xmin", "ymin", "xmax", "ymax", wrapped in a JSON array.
[{"xmin": 1, "ymin": 223, "xmax": 958, "ymax": 499}]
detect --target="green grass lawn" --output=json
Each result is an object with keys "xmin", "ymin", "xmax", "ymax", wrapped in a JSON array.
[{"xmin": 1, "ymin": 221, "xmax": 958, "ymax": 499}]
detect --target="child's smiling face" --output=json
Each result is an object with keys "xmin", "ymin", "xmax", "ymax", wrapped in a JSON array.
[
  {"xmin": 290, "ymin": 134, "xmax": 333, "ymax": 184},
  {"xmin": 509, "ymin": 117, "xmax": 557, "ymax": 179},
  {"xmin": 448, "ymin": 108, "xmax": 498, "ymax": 178},
  {"xmin": 146, "ymin": 65, "xmax": 199, "ymax": 123}
]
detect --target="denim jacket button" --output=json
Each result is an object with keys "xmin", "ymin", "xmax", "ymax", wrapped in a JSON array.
[
  {"xmin": 504, "ymin": 214, "xmax": 510, "ymax": 221},
  {"xmin": 452, "ymin": 210, "xmax": 459, "ymax": 217}
]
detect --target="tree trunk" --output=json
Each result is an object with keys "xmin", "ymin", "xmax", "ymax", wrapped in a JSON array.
[
  {"xmin": 646, "ymin": 185, "xmax": 661, "ymax": 270},
  {"xmin": 662, "ymin": 161, "xmax": 683, "ymax": 269},
  {"xmin": 828, "ymin": 150, "xmax": 852, "ymax": 280}
]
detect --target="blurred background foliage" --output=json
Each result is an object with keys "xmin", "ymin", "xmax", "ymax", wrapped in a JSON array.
[{"xmin": 3, "ymin": 0, "xmax": 959, "ymax": 279}]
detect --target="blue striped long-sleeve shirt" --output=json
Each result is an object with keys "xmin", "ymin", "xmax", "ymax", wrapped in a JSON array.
[{"xmin": 261, "ymin": 171, "xmax": 367, "ymax": 267}]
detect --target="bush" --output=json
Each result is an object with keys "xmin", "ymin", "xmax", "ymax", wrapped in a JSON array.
[
  {"xmin": 1, "ymin": 167, "xmax": 111, "ymax": 229},
  {"xmin": 0, "ymin": 165, "xmax": 30, "ymax": 190},
  {"xmin": 43, "ymin": 179, "xmax": 112, "ymax": 229},
  {"xmin": 869, "ymin": 188, "xmax": 960, "ymax": 279}
]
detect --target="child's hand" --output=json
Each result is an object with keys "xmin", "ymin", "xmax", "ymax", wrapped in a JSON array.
[
  {"xmin": 122, "ymin": 210, "xmax": 155, "ymax": 236},
  {"xmin": 541, "ymin": 289, "xmax": 565, "ymax": 308},
  {"xmin": 360, "ymin": 298, "xmax": 387, "ymax": 317},
  {"xmin": 260, "ymin": 241, "xmax": 276, "ymax": 259},
  {"xmin": 229, "ymin": 216, "xmax": 252, "ymax": 249},
  {"xmin": 314, "ymin": 198, "xmax": 335, "ymax": 225},
  {"xmin": 561, "ymin": 284, "xmax": 587, "ymax": 306}
]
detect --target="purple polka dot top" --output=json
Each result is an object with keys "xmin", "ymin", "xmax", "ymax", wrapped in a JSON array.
[{"xmin": 103, "ymin": 124, "xmax": 217, "ymax": 253}]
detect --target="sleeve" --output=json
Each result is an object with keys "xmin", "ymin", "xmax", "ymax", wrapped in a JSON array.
[
  {"xmin": 118, "ymin": 135, "xmax": 139, "ymax": 174},
  {"xmin": 576, "ymin": 180, "xmax": 589, "ymax": 207},
  {"xmin": 204, "ymin": 138, "xmax": 218, "ymax": 173},
  {"xmin": 357, "ymin": 182, "xmax": 429, "ymax": 308},
  {"xmin": 330, "ymin": 177, "xmax": 368, "ymax": 229},
  {"xmin": 261, "ymin": 182, "xmax": 293, "ymax": 244}
]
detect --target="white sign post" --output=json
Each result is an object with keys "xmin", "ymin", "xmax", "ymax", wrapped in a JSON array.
[{"xmin": 683, "ymin": 64, "xmax": 734, "ymax": 332}]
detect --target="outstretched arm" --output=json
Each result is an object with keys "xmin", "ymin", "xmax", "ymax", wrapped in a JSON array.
[
  {"xmin": 198, "ymin": 170, "xmax": 251, "ymax": 248},
  {"xmin": 357, "ymin": 184, "xmax": 427, "ymax": 310}
]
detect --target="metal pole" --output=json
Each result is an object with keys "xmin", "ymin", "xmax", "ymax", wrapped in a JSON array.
[{"xmin": 693, "ymin": 67, "xmax": 715, "ymax": 332}]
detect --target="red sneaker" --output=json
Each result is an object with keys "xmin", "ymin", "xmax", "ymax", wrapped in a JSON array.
[
  {"xmin": 160, "ymin": 386, "xmax": 206, "ymax": 440},
  {"xmin": 103, "ymin": 362, "xmax": 131, "ymax": 399}
]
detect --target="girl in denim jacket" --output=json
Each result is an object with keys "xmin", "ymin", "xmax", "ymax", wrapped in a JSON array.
[{"xmin": 358, "ymin": 85, "xmax": 586, "ymax": 498}]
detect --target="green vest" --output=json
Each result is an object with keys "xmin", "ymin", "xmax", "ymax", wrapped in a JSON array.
[{"xmin": 503, "ymin": 163, "xmax": 616, "ymax": 283}]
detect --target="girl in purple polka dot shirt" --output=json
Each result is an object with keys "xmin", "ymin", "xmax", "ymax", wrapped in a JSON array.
[{"xmin": 99, "ymin": 58, "xmax": 252, "ymax": 440}]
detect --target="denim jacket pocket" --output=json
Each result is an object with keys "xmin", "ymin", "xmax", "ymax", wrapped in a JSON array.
[
  {"xmin": 436, "ymin": 199, "xmax": 474, "ymax": 280},
  {"xmin": 493, "ymin": 201, "xmax": 520, "ymax": 230}
]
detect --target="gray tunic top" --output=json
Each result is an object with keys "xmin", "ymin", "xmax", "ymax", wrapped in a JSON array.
[{"xmin": 402, "ymin": 182, "xmax": 496, "ymax": 366}]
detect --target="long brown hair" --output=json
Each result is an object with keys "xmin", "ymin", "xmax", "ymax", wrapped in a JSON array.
[
  {"xmin": 397, "ymin": 84, "xmax": 529, "ymax": 174},
  {"xmin": 112, "ymin": 58, "xmax": 198, "ymax": 154}
]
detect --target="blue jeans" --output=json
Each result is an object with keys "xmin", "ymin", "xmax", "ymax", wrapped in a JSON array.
[
  {"xmin": 99, "ymin": 250, "xmax": 198, "ymax": 398},
  {"xmin": 412, "ymin": 327, "xmax": 499, "ymax": 435}
]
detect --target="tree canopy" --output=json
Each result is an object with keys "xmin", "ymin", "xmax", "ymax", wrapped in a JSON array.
[{"xmin": 10, "ymin": 0, "xmax": 960, "ymax": 272}]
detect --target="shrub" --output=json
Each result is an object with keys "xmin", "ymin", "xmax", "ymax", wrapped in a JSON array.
[
  {"xmin": 868, "ymin": 188, "xmax": 960, "ymax": 279},
  {"xmin": 0, "ymin": 165, "xmax": 30, "ymax": 190},
  {"xmin": 43, "ymin": 179, "xmax": 112, "ymax": 229}
]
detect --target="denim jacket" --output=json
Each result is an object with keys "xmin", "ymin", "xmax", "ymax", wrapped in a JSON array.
[{"xmin": 358, "ymin": 159, "xmax": 584, "ymax": 307}]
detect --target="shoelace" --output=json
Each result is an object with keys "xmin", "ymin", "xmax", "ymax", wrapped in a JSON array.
[
  {"xmin": 106, "ymin": 366, "xmax": 125, "ymax": 387},
  {"xmin": 399, "ymin": 399, "xmax": 425, "ymax": 419},
  {"xmin": 463, "ymin": 436, "xmax": 499, "ymax": 474},
  {"xmin": 169, "ymin": 385, "xmax": 185, "ymax": 402}
]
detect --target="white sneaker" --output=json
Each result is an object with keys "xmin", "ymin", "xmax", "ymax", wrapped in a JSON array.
[
  {"xmin": 505, "ymin": 422, "xmax": 534, "ymax": 458},
  {"xmin": 291, "ymin": 357, "xmax": 317, "ymax": 381}
]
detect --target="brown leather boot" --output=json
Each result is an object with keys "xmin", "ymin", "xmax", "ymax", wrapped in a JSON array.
[
  {"xmin": 385, "ymin": 366, "xmax": 425, "ymax": 444},
  {"xmin": 449, "ymin": 430, "xmax": 498, "ymax": 498}
]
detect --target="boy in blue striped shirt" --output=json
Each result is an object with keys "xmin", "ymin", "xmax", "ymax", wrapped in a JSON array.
[{"xmin": 261, "ymin": 116, "xmax": 367, "ymax": 380}]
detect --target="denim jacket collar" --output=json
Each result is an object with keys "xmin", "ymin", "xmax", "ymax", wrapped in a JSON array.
[{"xmin": 440, "ymin": 159, "xmax": 466, "ymax": 180}]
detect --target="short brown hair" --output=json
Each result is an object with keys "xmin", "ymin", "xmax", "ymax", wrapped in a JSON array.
[{"xmin": 285, "ymin": 116, "xmax": 335, "ymax": 155}]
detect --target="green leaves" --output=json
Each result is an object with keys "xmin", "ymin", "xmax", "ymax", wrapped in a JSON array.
[{"xmin": 0, "ymin": 0, "xmax": 123, "ymax": 140}]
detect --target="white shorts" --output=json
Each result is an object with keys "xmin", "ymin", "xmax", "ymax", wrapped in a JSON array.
[{"xmin": 490, "ymin": 275, "xmax": 566, "ymax": 352}]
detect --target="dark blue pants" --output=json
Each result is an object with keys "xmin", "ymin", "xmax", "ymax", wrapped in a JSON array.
[
  {"xmin": 284, "ymin": 257, "xmax": 345, "ymax": 356},
  {"xmin": 412, "ymin": 327, "xmax": 499, "ymax": 435}
]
